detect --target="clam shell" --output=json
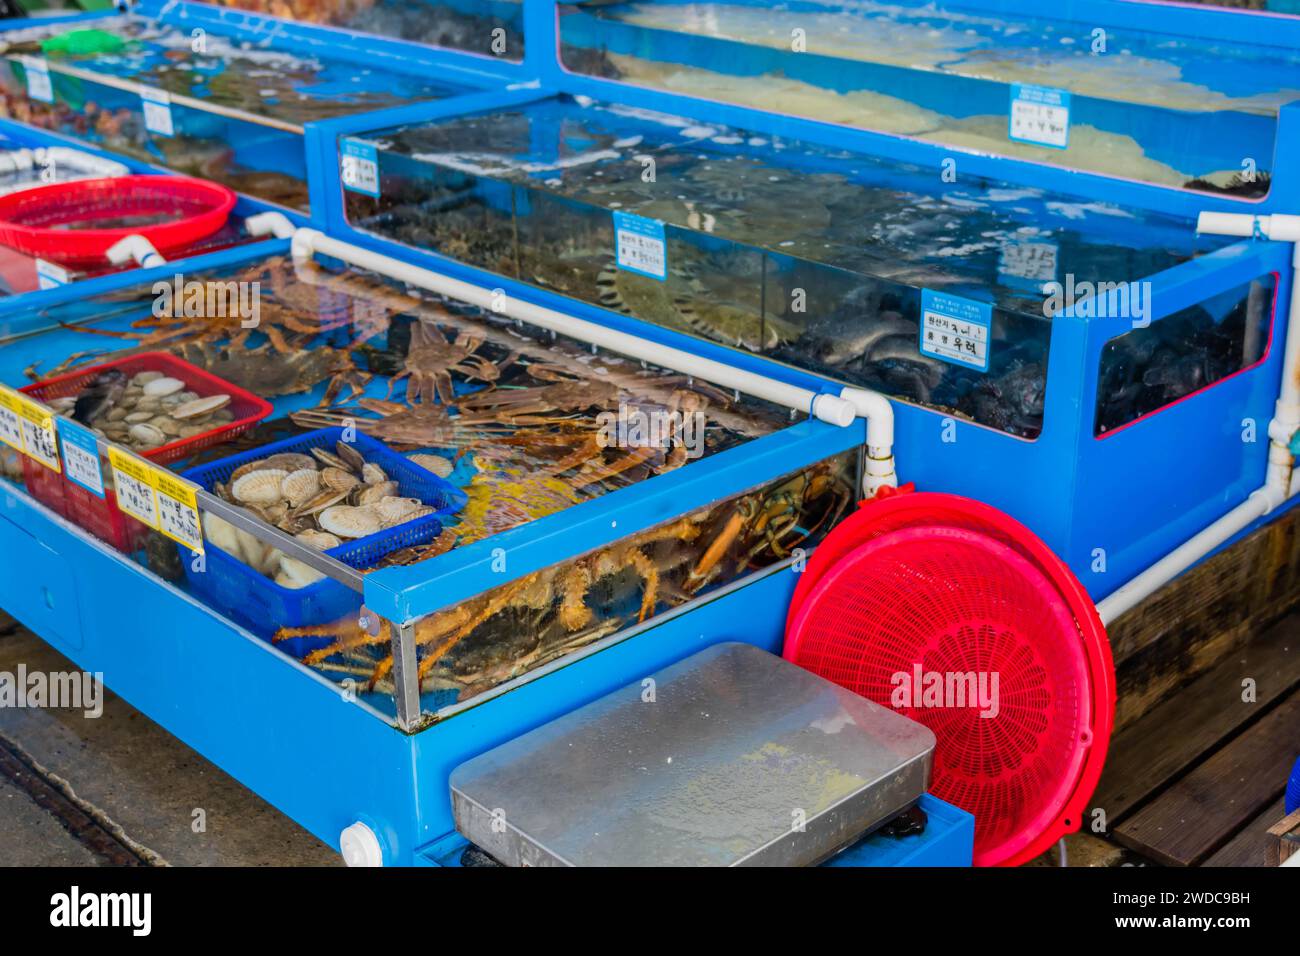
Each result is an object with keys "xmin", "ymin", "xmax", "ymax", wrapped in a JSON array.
[
  {"xmin": 318, "ymin": 505, "xmax": 381, "ymax": 539},
  {"xmin": 281, "ymin": 469, "xmax": 321, "ymax": 508},
  {"xmin": 407, "ymin": 453, "xmax": 454, "ymax": 479},
  {"xmin": 128, "ymin": 423, "xmax": 166, "ymax": 447},
  {"xmin": 173, "ymin": 394, "xmax": 231, "ymax": 420},
  {"xmin": 143, "ymin": 376, "xmax": 185, "ymax": 397},
  {"xmin": 133, "ymin": 371, "xmax": 164, "ymax": 385},
  {"xmin": 231, "ymin": 468, "xmax": 289, "ymax": 506},
  {"xmin": 125, "ymin": 411, "xmax": 154, "ymax": 424}
]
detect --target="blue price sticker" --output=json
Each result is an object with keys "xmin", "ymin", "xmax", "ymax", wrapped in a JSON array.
[
  {"xmin": 1009, "ymin": 84, "xmax": 1071, "ymax": 150},
  {"xmin": 341, "ymin": 139, "xmax": 380, "ymax": 197},
  {"xmin": 58, "ymin": 418, "xmax": 104, "ymax": 498},
  {"xmin": 613, "ymin": 211, "xmax": 667, "ymax": 281},
  {"xmin": 920, "ymin": 289, "xmax": 992, "ymax": 373}
]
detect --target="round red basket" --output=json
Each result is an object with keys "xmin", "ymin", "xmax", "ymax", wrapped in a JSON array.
[
  {"xmin": 0, "ymin": 175, "xmax": 236, "ymax": 266},
  {"xmin": 784, "ymin": 490, "xmax": 1114, "ymax": 867}
]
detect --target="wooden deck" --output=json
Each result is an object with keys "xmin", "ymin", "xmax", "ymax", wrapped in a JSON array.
[{"xmin": 1045, "ymin": 508, "xmax": 1300, "ymax": 867}]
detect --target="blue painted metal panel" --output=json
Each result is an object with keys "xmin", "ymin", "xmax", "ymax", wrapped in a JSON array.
[{"xmin": 419, "ymin": 793, "xmax": 974, "ymax": 866}]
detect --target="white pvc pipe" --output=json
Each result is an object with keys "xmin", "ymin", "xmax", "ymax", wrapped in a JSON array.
[
  {"xmin": 106, "ymin": 234, "xmax": 165, "ymax": 269},
  {"xmin": 1096, "ymin": 488, "xmax": 1283, "ymax": 623},
  {"xmin": 244, "ymin": 211, "xmax": 297, "ymax": 240},
  {"xmin": 37, "ymin": 146, "xmax": 129, "ymax": 179},
  {"xmin": 289, "ymin": 228, "xmax": 875, "ymax": 433},
  {"xmin": 1099, "ymin": 214, "xmax": 1300, "ymax": 624}
]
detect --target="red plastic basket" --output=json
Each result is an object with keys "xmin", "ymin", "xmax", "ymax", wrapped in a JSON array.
[
  {"xmin": 784, "ymin": 489, "xmax": 1114, "ymax": 867},
  {"xmin": 0, "ymin": 175, "xmax": 236, "ymax": 266},
  {"xmin": 20, "ymin": 352, "xmax": 272, "ymax": 551}
]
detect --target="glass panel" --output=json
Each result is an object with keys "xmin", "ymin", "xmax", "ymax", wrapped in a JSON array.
[
  {"xmin": 0, "ymin": 251, "xmax": 796, "ymax": 718},
  {"xmin": 0, "ymin": 16, "xmax": 469, "ymax": 210},
  {"xmin": 281, "ymin": 448, "xmax": 857, "ymax": 712},
  {"xmin": 212, "ymin": 0, "xmax": 525, "ymax": 60},
  {"xmin": 1095, "ymin": 274, "xmax": 1277, "ymax": 435},
  {"xmin": 345, "ymin": 94, "xmax": 1228, "ymax": 438},
  {"xmin": 558, "ymin": 0, "xmax": 1295, "ymax": 196}
]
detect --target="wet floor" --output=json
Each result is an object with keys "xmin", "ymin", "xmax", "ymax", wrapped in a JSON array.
[{"xmin": 0, "ymin": 609, "xmax": 339, "ymax": 867}]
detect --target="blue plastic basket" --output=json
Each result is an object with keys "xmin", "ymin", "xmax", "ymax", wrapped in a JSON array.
[
  {"xmin": 178, "ymin": 427, "xmax": 466, "ymax": 641},
  {"xmin": 1287, "ymin": 755, "xmax": 1300, "ymax": 816}
]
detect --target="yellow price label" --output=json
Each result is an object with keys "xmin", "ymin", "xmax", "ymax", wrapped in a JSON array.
[
  {"xmin": 0, "ymin": 384, "xmax": 60, "ymax": 473},
  {"xmin": 106, "ymin": 446, "xmax": 204, "ymax": 553}
]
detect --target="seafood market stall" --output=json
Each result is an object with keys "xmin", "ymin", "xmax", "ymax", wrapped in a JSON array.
[
  {"xmin": 553, "ymin": 0, "xmax": 1300, "ymax": 206},
  {"xmin": 1, "ymin": 0, "xmax": 1298, "ymax": 870},
  {"xmin": 0, "ymin": 1, "xmax": 526, "ymax": 213},
  {"xmin": 0, "ymin": 226, "xmax": 981, "ymax": 864}
]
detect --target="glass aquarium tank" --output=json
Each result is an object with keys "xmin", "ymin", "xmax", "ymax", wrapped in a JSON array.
[
  {"xmin": 556, "ymin": 0, "xmax": 1300, "ymax": 197},
  {"xmin": 0, "ymin": 14, "xmax": 474, "ymax": 211},
  {"xmin": 341, "ymin": 92, "xmax": 1237, "ymax": 440},
  {"xmin": 211, "ymin": 0, "xmax": 525, "ymax": 60},
  {"xmin": 0, "ymin": 247, "xmax": 847, "ymax": 717}
]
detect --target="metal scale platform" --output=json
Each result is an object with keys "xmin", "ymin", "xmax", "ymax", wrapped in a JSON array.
[{"xmin": 451, "ymin": 643, "xmax": 937, "ymax": 867}]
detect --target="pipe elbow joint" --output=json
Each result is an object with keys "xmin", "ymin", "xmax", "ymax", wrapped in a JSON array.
[{"xmin": 838, "ymin": 386, "xmax": 894, "ymax": 449}]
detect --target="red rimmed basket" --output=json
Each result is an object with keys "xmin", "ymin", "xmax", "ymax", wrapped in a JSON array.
[
  {"xmin": 0, "ymin": 175, "xmax": 236, "ymax": 266},
  {"xmin": 784, "ymin": 488, "xmax": 1114, "ymax": 867},
  {"xmin": 20, "ymin": 352, "xmax": 272, "ymax": 552}
]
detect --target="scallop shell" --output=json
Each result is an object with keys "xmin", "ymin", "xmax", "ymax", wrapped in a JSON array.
[
  {"xmin": 173, "ymin": 394, "xmax": 231, "ymax": 420},
  {"xmin": 336, "ymin": 440, "xmax": 366, "ymax": 473},
  {"xmin": 281, "ymin": 469, "xmax": 321, "ymax": 508},
  {"xmin": 382, "ymin": 504, "xmax": 434, "ymax": 529},
  {"xmin": 291, "ymin": 488, "xmax": 348, "ymax": 518},
  {"xmin": 231, "ymin": 468, "xmax": 289, "ymax": 506},
  {"xmin": 295, "ymin": 529, "xmax": 342, "ymax": 551},
  {"xmin": 311, "ymin": 447, "xmax": 351, "ymax": 471},
  {"xmin": 143, "ymin": 376, "xmax": 185, "ymax": 397},
  {"xmin": 321, "ymin": 467, "xmax": 359, "ymax": 493},
  {"xmin": 230, "ymin": 453, "xmax": 316, "ymax": 484},
  {"xmin": 374, "ymin": 496, "xmax": 422, "ymax": 525},
  {"xmin": 318, "ymin": 505, "xmax": 382, "ymax": 539},
  {"xmin": 361, "ymin": 462, "xmax": 387, "ymax": 484},
  {"xmin": 407, "ymin": 453, "xmax": 454, "ymax": 479},
  {"xmin": 356, "ymin": 480, "xmax": 400, "ymax": 505},
  {"xmin": 276, "ymin": 554, "xmax": 324, "ymax": 590}
]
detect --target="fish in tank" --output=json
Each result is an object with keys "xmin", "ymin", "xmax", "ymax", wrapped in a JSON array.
[{"xmin": 343, "ymin": 94, "xmax": 1238, "ymax": 439}]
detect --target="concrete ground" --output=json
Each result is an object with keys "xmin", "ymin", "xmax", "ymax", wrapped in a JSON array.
[{"xmin": 0, "ymin": 609, "xmax": 340, "ymax": 867}]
